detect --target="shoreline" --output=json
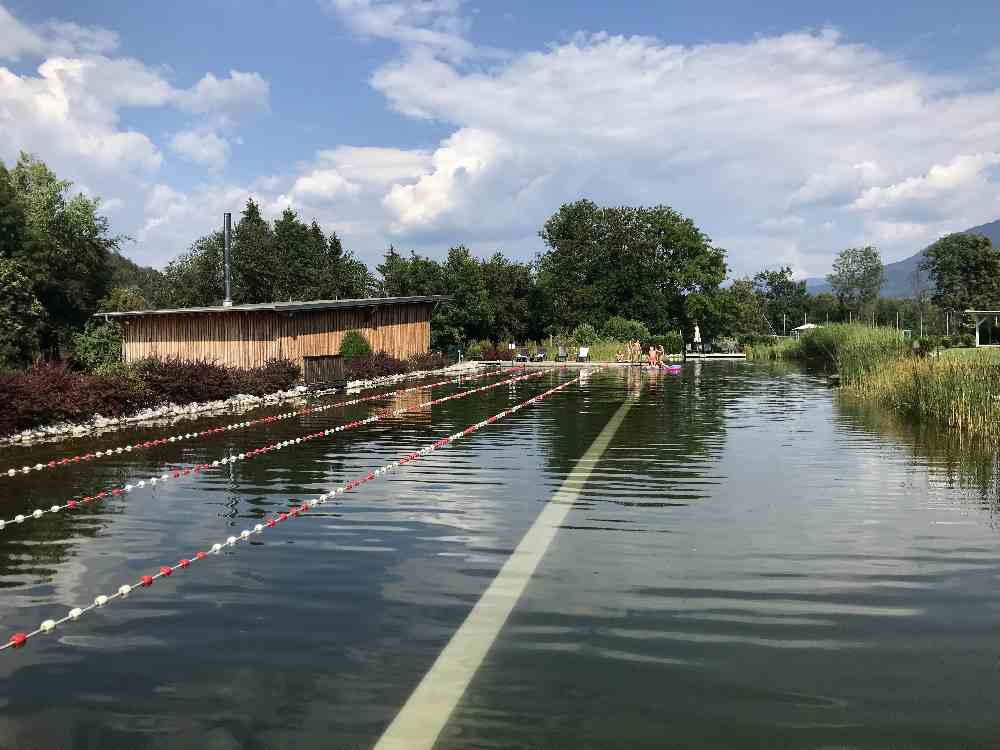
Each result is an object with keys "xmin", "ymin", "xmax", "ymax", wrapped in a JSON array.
[{"xmin": 0, "ymin": 361, "xmax": 488, "ymax": 450}]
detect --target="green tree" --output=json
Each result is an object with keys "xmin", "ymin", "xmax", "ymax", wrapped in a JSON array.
[
  {"xmin": 807, "ymin": 292, "xmax": 842, "ymax": 325},
  {"xmin": 920, "ymin": 232, "xmax": 1000, "ymax": 313},
  {"xmin": 536, "ymin": 200, "xmax": 726, "ymax": 336},
  {"xmin": 156, "ymin": 203, "xmax": 376, "ymax": 307},
  {"xmin": 157, "ymin": 231, "xmax": 224, "ymax": 308},
  {"xmin": 98, "ymin": 286, "xmax": 148, "ymax": 312},
  {"xmin": 827, "ymin": 246, "xmax": 884, "ymax": 314},
  {"xmin": 432, "ymin": 245, "xmax": 492, "ymax": 350},
  {"xmin": 0, "ymin": 257, "xmax": 44, "ymax": 369},
  {"xmin": 272, "ymin": 207, "xmax": 313, "ymax": 301},
  {"xmin": 753, "ymin": 266, "xmax": 810, "ymax": 334},
  {"xmin": 481, "ymin": 252, "xmax": 533, "ymax": 343},
  {"xmin": 0, "ymin": 164, "xmax": 25, "ymax": 260},
  {"xmin": 717, "ymin": 277, "xmax": 772, "ymax": 338},
  {"xmin": 71, "ymin": 319, "xmax": 123, "ymax": 372},
  {"xmin": 377, "ymin": 247, "xmax": 446, "ymax": 297},
  {"xmin": 4, "ymin": 153, "xmax": 118, "ymax": 354},
  {"xmin": 232, "ymin": 198, "xmax": 278, "ymax": 303}
]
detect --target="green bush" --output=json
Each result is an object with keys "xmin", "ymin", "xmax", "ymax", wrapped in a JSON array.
[
  {"xmin": 72, "ymin": 320, "xmax": 123, "ymax": 372},
  {"xmin": 571, "ymin": 323, "xmax": 599, "ymax": 346},
  {"xmin": 601, "ymin": 316, "xmax": 650, "ymax": 342},
  {"xmin": 340, "ymin": 330, "xmax": 372, "ymax": 360},
  {"xmin": 465, "ymin": 339, "xmax": 489, "ymax": 359}
]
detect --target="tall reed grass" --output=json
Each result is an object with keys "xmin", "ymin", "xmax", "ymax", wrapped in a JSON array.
[
  {"xmin": 746, "ymin": 324, "xmax": 908, "ymax": 385},
  {"xmin": 747, "ymin": 323, "xmax": 1000, "ymax": 438},
  {"xmin": 844, "ymin": 356, "xmax": 1000, "ymax": 438}
]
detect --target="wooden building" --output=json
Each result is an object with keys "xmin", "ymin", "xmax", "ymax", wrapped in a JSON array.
[{"xmin": 97, "ymin": 296, "xmax": 448, "ymax": 383}]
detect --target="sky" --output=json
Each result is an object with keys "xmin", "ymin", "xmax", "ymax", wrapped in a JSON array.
[{"xmin": 1, "ymin": 0, "xmax": 998, "ymax": 279}]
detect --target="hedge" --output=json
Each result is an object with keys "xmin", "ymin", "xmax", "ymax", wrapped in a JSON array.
[{"xmin": 0, "ymin": 358, "xmax": 300, "ymax": 437}]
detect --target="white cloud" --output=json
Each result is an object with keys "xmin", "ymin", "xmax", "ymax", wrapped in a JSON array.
[
  {"xmin": 345, "ymin": 21, "xmax": 1000, "ymax": 275},
  {"xmin": 290, "ymin": 169, "xmax": 361, "ymax": 200},
  {"xmin": 316, "ymin": 146, "xmax": 432, "ymax": 184},
  {"xmin": 758, "ymin": 215, "xmax": 806, "ymax": 232},
  {"xmin": 0, "ymin": 5, "xmax": 119, "ymax": 60},
  {"xmin": 383, "ymin": 128, "xmax": 508, "ymax": 229},
  {"xmin": 865, "ymin": 220, "xmax": 939, "ymax": 246},
  {"xmin": 4, "ymin": 0, "xmax": 1000, "ymax": 280},
  {"xmin": 170, "ymin": 129, "xmax": 230, "ymax": 169},
  {"xmin": 0, "ymin": 61, "xmax": 163, "ymax": 171},
  {"xmin": 328, "ymin": 0, "xmax": 474, "ymax": 59},
  {"xmin": 173, "ymin": 70, "xmax": 270, "ymax": 121},
  {"xmin": 851, "ymin": 152, "xmax": 1000, "ymax": 213},
  {"xmin": 789, "ymin": 162, "xmax": 887, "ymax": 208}
]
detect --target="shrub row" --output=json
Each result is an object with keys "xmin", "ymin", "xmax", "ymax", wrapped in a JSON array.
[
  {"xmin": 0, "ymin": 357, "xmax": 300, "ymax": 437},
  {"xmin": 343, "ymin": 351, "xmax": 450, "ymax": 380}
]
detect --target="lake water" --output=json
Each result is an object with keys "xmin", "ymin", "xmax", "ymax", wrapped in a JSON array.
[{"xmin": 1, "ymin": 363, "xmax": 998, "ymax": 749}]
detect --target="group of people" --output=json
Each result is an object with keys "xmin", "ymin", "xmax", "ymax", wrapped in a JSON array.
[{"xmin": 615, "ymin": 340, "xmax": 668, "ymax": 367}]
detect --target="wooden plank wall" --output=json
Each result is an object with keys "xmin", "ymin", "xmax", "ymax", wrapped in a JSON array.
[{"xmin": 121, "ymin": 302, "xmax": 433, "ymax": 371}]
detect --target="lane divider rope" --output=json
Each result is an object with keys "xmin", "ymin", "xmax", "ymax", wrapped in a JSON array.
[
  {"xmin": 1, "ymin": 375, "xmax": 580, "ymax": 651},
  {"xmin": 0, "ymin": 368, "xmax": 548, "ymax": 533},
  {"xmin": 3, "ymin": 365, "xmax": 518, "ymax": 479}
]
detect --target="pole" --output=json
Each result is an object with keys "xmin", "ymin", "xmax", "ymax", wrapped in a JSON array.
[
  {"xmin": 223, "ymin": 212, "xmax": 233, "ymax": 307},
  {"xmin": 783, "ymin": 313, "xmax": 786, "ymax": 336}
]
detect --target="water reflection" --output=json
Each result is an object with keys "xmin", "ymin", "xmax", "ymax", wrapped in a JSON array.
[
  {"xmin": 838, "ymin": 396, "xmax": 1000, "ymax": 526},
  {"xmin": 1, "ymin": 366, "xmax": 1000, "ymax": 749}
]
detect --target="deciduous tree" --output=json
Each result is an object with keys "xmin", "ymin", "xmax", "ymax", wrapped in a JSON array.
[{"xmin": 827, "ymin": 246, "xmax": 884, "ymax": 313}]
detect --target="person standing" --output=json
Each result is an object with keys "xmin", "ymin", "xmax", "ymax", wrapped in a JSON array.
[{"xmin": 693, "ymin": 324, "xmax": 702, "ymax": 353}]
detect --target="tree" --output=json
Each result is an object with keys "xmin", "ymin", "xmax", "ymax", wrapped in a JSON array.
[
  {"xmin": 0, "ymin": 257, "xmax": 44, "ymax": 368},
  {"xmin": 535, "ymin": 200, "xmax": 727, "ymax": 336},
  {"xmin": 377, "ymin": 247, "xmax": 445, "ymax": 297},
  {"xmin": 808, "ymin": 292, "xmax": 842, "ymax": 325},
  {"xmin": 753, "ymin": 266, "xmax": 809, "ymax": 333},
  {"xmin": 232, "ymin": 198, "xmax": 278, "ymax": 303},
  {"xmin": 481, "ymin": 252, "xmax": 534, "ymax": 343},
  {"xmin": 157, "ymin": 231, "xmax": 224, "ymax": 308},
  {"xmin": 827, "ymin": 246, "xmax": 884, "ymax": 314},
  {"xmin": 98, "ymin": 286, "xmax": 148, "ymax": 312},
  {"xmin": 156, "ymin": 200, "xmax": 377, "ymax": 307},
  {"xmin": 717, "ymin": 277, "xmax": 772, "ymax": 338},
  {"xmin": 0, "ymin": 164, "xmax": 25, "ymax": 260},
  {"xmin": 920, "ymin": 232, "xmax": 1000, "ymax": 314},
  {"xmin": 432, "ymin": 245, "xmax": 492, "ymax": 350},
  {"xmin": 3, "ymin": 153, "xmax": 118, "ymax": 355}
]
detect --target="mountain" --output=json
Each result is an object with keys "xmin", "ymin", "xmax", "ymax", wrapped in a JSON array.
[{"xmin": 805, "ymin": 218, "xmax": 1000, "ymax": 298}]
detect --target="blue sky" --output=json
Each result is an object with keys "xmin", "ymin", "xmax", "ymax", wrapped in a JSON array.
[{"xmin": 1, "ymin": 1, "xmax": 998, "ymax": 278}]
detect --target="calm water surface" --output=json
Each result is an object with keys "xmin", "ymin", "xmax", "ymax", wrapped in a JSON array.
[{"xmin": 0, "ymin": 364, "xmax": 998, "ymax": 749}]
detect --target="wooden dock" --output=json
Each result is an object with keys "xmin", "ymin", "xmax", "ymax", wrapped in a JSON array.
[{"xmin": 684, "ymin": 352, "xmax": 746, "ymax": 360}]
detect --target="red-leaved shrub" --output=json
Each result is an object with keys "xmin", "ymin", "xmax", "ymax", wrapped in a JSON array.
[
  {"xmin": 0, "ymin": 358, "xmax": 300, "ymax": 436},
  {"xmin": 343, "ymin": 351, "xmax": 450, "ymax": 381}
]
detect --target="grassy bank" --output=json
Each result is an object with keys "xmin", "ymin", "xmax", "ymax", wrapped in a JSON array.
[{"xmin": 748, "ymin": 323, "xmax": 1000, "ymax": 438}]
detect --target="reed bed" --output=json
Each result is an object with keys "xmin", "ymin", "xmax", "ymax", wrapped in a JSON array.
[
  {"xmin": 747, "ymin": 323, "xmax": 1000, "ymax": 439},
  {"xmin": 844, "ymin": 356, "xmax": 1000, "ymax": 439},
  {"xmin": 746, "ymin": 324, "xmax": 908, "ymax": 385}
]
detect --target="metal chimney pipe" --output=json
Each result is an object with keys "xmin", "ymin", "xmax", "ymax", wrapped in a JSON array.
[{"xmin": 223, "ymin": 212, "xmax": 233, "ymax": 307}]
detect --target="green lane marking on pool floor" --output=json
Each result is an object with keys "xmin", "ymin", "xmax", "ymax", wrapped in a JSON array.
[{"xmin": 374, "ymin": 396, "xmax": 635, "ymax": 750}]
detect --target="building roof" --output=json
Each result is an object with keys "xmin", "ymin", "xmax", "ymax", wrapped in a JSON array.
[{"xmin": 95, "ymin": 295, "xmax": 450, "ymax": 319}]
